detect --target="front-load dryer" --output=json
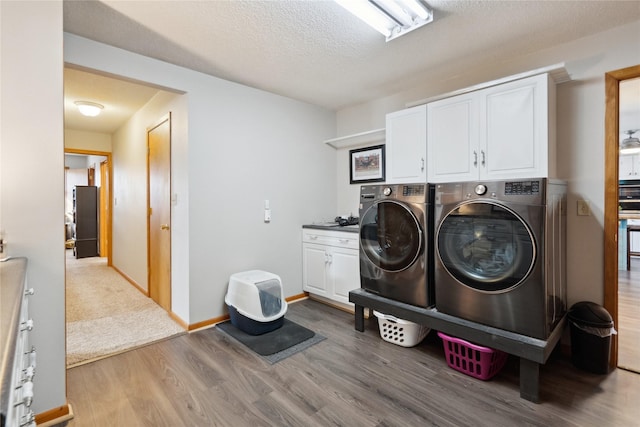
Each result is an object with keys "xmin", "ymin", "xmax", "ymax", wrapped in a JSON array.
[
  {"xmin": 434, "ymin": 178, "xmax": 566, "ymax": 339},
  {"xmin": 359, "ymin": 183, "xmax": 435, "ymax": 308}
]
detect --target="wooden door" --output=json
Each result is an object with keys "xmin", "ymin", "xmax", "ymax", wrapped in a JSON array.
[
  {"xmin": 148, "ymin": 114, "xmax": 171, "ymax": 312},
  {"xmin": 99, "ymin": 160, "xmax": 109, "ymax": 257}
]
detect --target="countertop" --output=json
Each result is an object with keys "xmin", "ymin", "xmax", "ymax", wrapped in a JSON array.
[
  {"xmin": 1, "ymin": 257, "xmax": 28, "ymax": 420},
  {"xmin": 619, "ymin": 211, "xmax": 640, "ymax": 220},
  {"xmin": 303, "ymin": 223, "xmax": 359, "ymax": 233}
]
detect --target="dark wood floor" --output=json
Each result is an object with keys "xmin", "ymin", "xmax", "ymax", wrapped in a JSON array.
[{"xmin": 63, "ymin": 298, "xmax": 640, "ymax": 426}]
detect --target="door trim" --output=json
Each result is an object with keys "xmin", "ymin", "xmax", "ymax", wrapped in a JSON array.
[{"xmin": 604, "ymin": 64, "xmax": 640, "ymax": 369}]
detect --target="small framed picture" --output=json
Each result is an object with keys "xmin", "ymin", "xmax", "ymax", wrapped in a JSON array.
[{"xmin": 349, "ymin": 145, "xmax": 385, "ymax": 184}]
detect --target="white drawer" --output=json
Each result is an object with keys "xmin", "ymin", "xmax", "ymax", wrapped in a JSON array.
[{"xmin": 302, "ymin": 228, "xmax": 359, "ymax": 250}]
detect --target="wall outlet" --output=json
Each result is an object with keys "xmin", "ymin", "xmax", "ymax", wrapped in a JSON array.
[{"xmin": 577, "ymin": 200, "xmax": 590, "ymax": 216}]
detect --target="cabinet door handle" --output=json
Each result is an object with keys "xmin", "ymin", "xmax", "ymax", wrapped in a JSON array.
[
  {"xmin": 161, "ymin": 224, "xmax": 170, "ymax": 230},
  {"xmin": 309, "ymin": 235, "xmax": 318, "ymax": 240},
  {"xmin": 473, "ymin": 150, "xmax": 478, "ymax": 167},
  {"xmin": 21, "ymin": 319, "xmax": 34, "ymax": 332},
  {"xmin": 420, "ymin": 157, "xmax": 425, "ymax": 172},
  {"xmin": 325, "ymin": 253, "xmax": 332, "ymax": 264},
  {"xmin": 338, "ymin": 239, "xmax": 349, "ymax": 244},
  {"xmin": 481, "ymin": 150, "xmax": 486, "ymax": 166}
]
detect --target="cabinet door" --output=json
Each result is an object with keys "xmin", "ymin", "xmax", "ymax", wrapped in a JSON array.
[
  {"xmin": 427, "ymin": 93, "xmax": 479, "ymax": 182},
  {"xmin": 620, "ymin": 154, "xmax": 640, "ymax": 179},
  {"xmin": 385, "ymin": 104, "xmax": 427, "ymax": 184},
  {"xmin": 329, "ymin": 247, "xmax": 359, "ymax": 305},
  {"xmin": 480, "ymin": 74, "xmax": 549, "ymax": 180},
  {"xmin": 302, "ymin": 243, "xmax": 329, "ymax": 296}
]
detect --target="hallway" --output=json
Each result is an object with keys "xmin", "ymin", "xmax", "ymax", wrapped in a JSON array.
[{"xmin": 65, "ymin": 250, "xmax": 184, "ymax": 367}]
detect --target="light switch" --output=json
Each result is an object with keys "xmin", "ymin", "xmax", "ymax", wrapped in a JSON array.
[
  {"xmin": 577, "ymin": 200, "xmax": 590, "ymax": 216},
  {"xmin": 264, "ymin": 199, "xmax": 271, "ymax": 222}
]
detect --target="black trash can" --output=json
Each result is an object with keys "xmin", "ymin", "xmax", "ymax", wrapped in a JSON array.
[{"xmin": 568, "ymin": 301, "xmax": 615, "ymax": 374}]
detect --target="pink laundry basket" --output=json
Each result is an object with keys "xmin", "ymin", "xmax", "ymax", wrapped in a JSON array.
[{"xmin": 437, "ymin": 331, "xmax": 508, "ymax": 380}]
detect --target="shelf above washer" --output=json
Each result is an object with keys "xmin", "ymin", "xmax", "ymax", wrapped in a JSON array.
[{"xmin": 323, "ymin": 128, "xmax": 385, "ymax": 149}]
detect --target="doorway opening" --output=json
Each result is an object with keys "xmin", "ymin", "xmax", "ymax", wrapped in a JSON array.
[
  {"xmin": 63, "ymin": 66, "xmax": 186, "ymax": 366},
  {"xmin": 64, "ymin": 149, "xmax": 111, "ymax": 263},
  {"xmin": 603, "ymin": 64, "xmax": 640, "ymax": 373}
]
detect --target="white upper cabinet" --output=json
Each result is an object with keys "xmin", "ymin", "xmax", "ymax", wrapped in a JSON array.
[
  {"xmin": 427, "ymin": 73, "xmax": 555, "ymax": 182},
  {"xmin": 427, "ymin": 92, "xmax": 479, "ymax": 182},
  {"xmin": 385, "ymin": 104, "xmax": 427, "ymax": 184},
  {"xmin": 620, "ymin": 154, "xmax": 640, "ymax": 179}
]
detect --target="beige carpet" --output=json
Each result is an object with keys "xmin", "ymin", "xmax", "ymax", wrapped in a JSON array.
[{"xmin": 66, "ymin": 251, "xmax": 185, "ymax": 367}]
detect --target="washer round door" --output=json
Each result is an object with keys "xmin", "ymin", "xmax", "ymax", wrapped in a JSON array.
[
  {"xmin": 436, "ymin": 201, "xmax": 536, "ymax": 293},
  {"xmin": 360, "ymin": 200, "xmax": 423, "ymax": 272}
]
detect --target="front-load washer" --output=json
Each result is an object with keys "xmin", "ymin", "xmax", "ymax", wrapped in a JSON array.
[
  {"xmin": 434, "ymin": 178, "xmax": 566, "ymax": 339},
  {"xmin": 359, "ymin": 183, "xmax": 435, "ymax": 308}
]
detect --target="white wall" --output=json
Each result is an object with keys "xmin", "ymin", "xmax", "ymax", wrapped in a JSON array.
[
  {"xmin": 110, "ymin": 90, "xmax": 190, "ymax": 324},
  {"xmin": 64, "ymin": 154, "xmax": 87, "ymax": 169},
  {"xmin": 0, "ymin": 0, "xmax": 65, "ymax": 415},
  {"xmin": 335, "ymin": 20, "xmax": 640, "ymax": 307},
  {"xmin": 64, "ymin": 34, "xmax": 337, "ymax": 325},
  {"xmin": 65, "ymin": 128, "xmax": 112, "ymax": 152}
]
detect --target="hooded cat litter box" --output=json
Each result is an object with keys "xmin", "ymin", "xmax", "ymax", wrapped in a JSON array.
[{"xmin": 225, "ymin": 270, "xmax": 288, "ymax": 335}]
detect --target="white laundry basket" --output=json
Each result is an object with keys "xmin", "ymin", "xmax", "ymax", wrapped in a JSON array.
[
  {"xmin": 374, "ymin": 311, "xmax": 430, "ymax": 347},
  {"xmin": 225, "ymin": 270, "xmax": 288, "ymax": 335}
]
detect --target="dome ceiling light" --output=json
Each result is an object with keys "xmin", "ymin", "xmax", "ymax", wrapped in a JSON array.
[{"xmin": 74, "ymin": 101, "xmax": 104, "ymax": 117}]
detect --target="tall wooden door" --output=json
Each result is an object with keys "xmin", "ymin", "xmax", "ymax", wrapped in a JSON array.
[
  {"xmin": 99, "ymin": 159, "xmax": 110, "ymax": 259},
  {"xmin": 148, "ymin": 114, "xmax": 171, "ymax": 312}
]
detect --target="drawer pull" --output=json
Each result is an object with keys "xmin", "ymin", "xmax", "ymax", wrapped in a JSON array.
[
  {"xmin": 23, "ymin": 366, "xmax": 35, "ymax": 382},
  {"xmin": 20, "ymin": 410, "xmax": 35, "ymax": 427},
  {"xmin": 338, "ymin": 239, "xmax": 350, "ymax": 244},
  {"xmin": 21, "ymin": 319, "xmax": 34, "ymax": 332},
  {"xmin": 26, "ymin": 347, "xmax": 36, "ymax": 368}
]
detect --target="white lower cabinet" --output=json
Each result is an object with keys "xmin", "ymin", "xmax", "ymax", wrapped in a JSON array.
[{"xmin": 302, "ymin": 228, "xmax": 359, "ymax": 306}]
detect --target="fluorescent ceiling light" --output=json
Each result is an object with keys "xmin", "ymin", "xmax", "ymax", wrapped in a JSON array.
[
  {"xmin": 335, "ymin": 0, "xmax": 433, "ymax": 42},
  {"xmin": 75, "ymin": 101, "xmax": 104, "ymax": 117}
]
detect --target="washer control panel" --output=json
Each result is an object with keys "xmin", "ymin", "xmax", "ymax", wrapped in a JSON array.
[{"xmin": 505, "ymin": 180, "xmax": 541, "ymax": 195}]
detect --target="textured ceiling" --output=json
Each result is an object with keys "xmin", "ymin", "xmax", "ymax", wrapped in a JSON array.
[{"xmin": 63, "ymin": 0, "xmax": 640, "ymax": 133}]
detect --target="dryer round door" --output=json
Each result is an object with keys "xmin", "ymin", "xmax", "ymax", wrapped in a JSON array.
[
  {"xmin": 360, "ymin": 200, "xmax": 423, "ymax": 272},
  {"xmin": 436, "ymin": 201, "xmax": 536, "ymax": 293}
]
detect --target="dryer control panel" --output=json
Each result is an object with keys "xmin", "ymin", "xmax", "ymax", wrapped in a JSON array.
[{"xmin": 505, "ymin": 180, "xmax": 541, "ymax": 195}]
